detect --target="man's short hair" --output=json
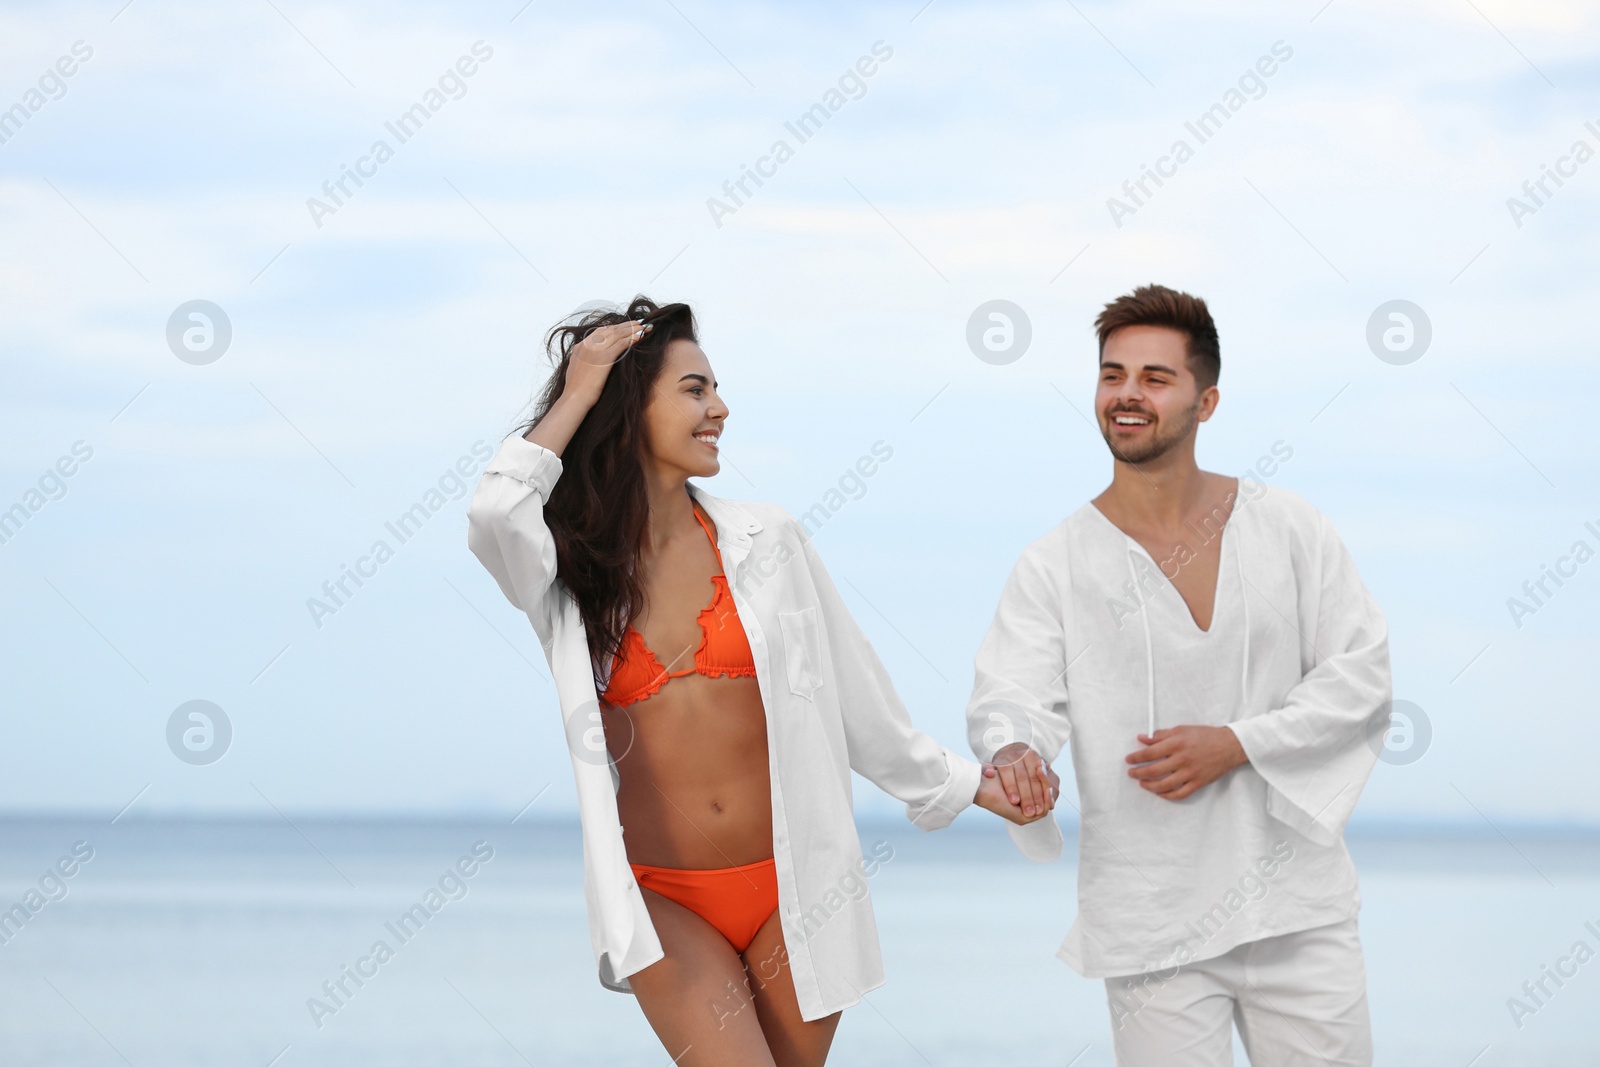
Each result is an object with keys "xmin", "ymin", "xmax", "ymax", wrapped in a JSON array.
[{"xmin": 1094, "ymin": 284, "xmax": 1221, "ymax": 391}]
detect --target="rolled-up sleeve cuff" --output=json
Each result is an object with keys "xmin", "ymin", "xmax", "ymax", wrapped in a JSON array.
[
  {"xmin": 486, "ymin": 432, "xmax": 563, "ymax": 495},
  {"xmin": 907, "ymin": 751, "xmax": 984, "ymax": 831}
]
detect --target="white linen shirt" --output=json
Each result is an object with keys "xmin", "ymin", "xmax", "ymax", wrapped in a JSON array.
[
  {"xmin": 965, "ymin": 482, "xmax": 1391, "ymax": 979},
  {"xmin": 467, "ymin": 431, "xmax": 983, "ymax": 1021}
]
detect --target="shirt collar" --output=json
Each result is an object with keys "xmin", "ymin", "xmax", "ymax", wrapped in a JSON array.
[{"xmin": 686, "ymin": 481, "xmax": 762, "ymax": 542}]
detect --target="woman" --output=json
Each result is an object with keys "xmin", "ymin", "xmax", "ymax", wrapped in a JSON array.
[{"xmin": 467, "ymin": 297, "xmax": 1055, "ymax": 1066}]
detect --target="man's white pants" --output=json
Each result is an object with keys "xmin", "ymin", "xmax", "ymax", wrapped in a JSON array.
[{"xmin": 1102, "ymin": 917, "xmax": 1372, "ymax": 1066}]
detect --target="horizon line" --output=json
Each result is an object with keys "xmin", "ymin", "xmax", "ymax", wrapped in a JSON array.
[{"xmin": 3, "ymin": 809, "xmax": 1599, "ymax": 837}]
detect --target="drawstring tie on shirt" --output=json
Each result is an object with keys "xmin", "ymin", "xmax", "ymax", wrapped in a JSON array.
[{"xmin": 1126, "ymin": 524, "xmax": 1250, "ymax": 737}]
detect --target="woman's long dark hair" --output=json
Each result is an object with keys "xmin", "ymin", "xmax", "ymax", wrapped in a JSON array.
[{"xmin": 519, "ymin": 296, "xmax": 699, "ymax": 690}]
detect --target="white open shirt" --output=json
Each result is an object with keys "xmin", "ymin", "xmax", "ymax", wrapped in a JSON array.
[
  {"xmin": 965, "ymin": 482, "xmax": 1392, "ymax": 978},
  {"xmin": 467, "ymin": 431, "xmax": 983, "ymax": 1021}
]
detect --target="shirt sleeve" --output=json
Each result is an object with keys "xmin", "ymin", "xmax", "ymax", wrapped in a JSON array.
[
  {"xmin": 964, "ymin": 544, "xmax": 1072, "ymax": 862},
  {"xmin": 1226, "ymin": 508, "xmax": 1391, "ymax": 847},
  {"xmin": 794, "ymin": 522, "xmax": 983, "ymax": 832},
  {"xmin": 965, "ymin": 545, "xmax": 1074, "ymax": 765},
  {"xmin": 466, "ymin": 432, "xmax": 565, "ymax": 630}
]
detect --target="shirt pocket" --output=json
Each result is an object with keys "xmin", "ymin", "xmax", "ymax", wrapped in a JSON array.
[{"xmin": 778, "ymin": 605, "xmax": 824, "ymax": 702}]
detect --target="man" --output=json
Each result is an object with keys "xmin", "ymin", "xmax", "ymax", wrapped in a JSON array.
[{"xmin": 967, "ymin": 284, "xmax": 1391, "ymax": 1065}]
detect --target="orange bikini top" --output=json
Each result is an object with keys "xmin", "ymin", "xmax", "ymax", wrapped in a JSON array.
[{"xmin": 600, "ymin": 503, "xmax": 757, "ymax": 709}]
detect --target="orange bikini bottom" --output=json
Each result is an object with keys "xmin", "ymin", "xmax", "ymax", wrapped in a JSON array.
[{"xmin": 630, "ymin": 857, "xmax": 779, "ymax": 953}]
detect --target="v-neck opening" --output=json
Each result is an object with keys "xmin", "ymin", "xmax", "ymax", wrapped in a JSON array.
[{"xmin": 1086, "ymin": 495, "xmax": 1238, "ymax": 637}]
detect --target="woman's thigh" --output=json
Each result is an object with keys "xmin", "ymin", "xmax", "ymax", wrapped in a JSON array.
[
  {"xmin": 628, "ymin": 887, "xmax": 779, "ymax": 1067},
  {"xmin": 741, "ymin": 910, "xmax": 842, "ymax": 1067}
]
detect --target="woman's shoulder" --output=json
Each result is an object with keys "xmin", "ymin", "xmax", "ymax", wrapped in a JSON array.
[
  {"xmin": 689, "ymin": 483, "xmax": 778, "ymax": 524},
  {"xmin": 688, "ymin": 487, "xmax": 803, "ymax": 549},
  {"xmin": 745, "ymin": 498, "xmax": 798, "ymax": 530}
]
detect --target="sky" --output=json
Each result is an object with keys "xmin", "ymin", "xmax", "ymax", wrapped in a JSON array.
[{"xmin": 2, "ymin": 0, "xmax": 1597, "ymax": 824}]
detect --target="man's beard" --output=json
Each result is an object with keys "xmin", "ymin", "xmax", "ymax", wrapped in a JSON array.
[{"xmin": 1102, "ymin": 400, "xmax": 1200, "ymax": 464}]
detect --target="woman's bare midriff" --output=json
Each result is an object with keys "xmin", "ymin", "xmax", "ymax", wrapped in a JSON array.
[{"xmin": 603, "ymin": 671, "xmax": 773, "ymax": 869}]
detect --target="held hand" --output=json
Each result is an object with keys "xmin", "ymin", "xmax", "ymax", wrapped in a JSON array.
[
  {"xmin": 1125, "ymin": 725, "xmax": 1248, "ymax": 801},
  {"xmin": 974, "ymin": 766, "xmax": 1048, "ymax": 825},
  {"xmin": 986, "ymin": 742, "xmax": 1059, "ymax": 820},
  {"xmin": 563, "ymin": 319, "xmax": 652, "ymax": 404}
]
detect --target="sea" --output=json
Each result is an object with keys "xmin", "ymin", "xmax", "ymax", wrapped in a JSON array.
[{"xmin": 1, "ymin": 816, "xmax": 1596, "ymax": 1065}]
